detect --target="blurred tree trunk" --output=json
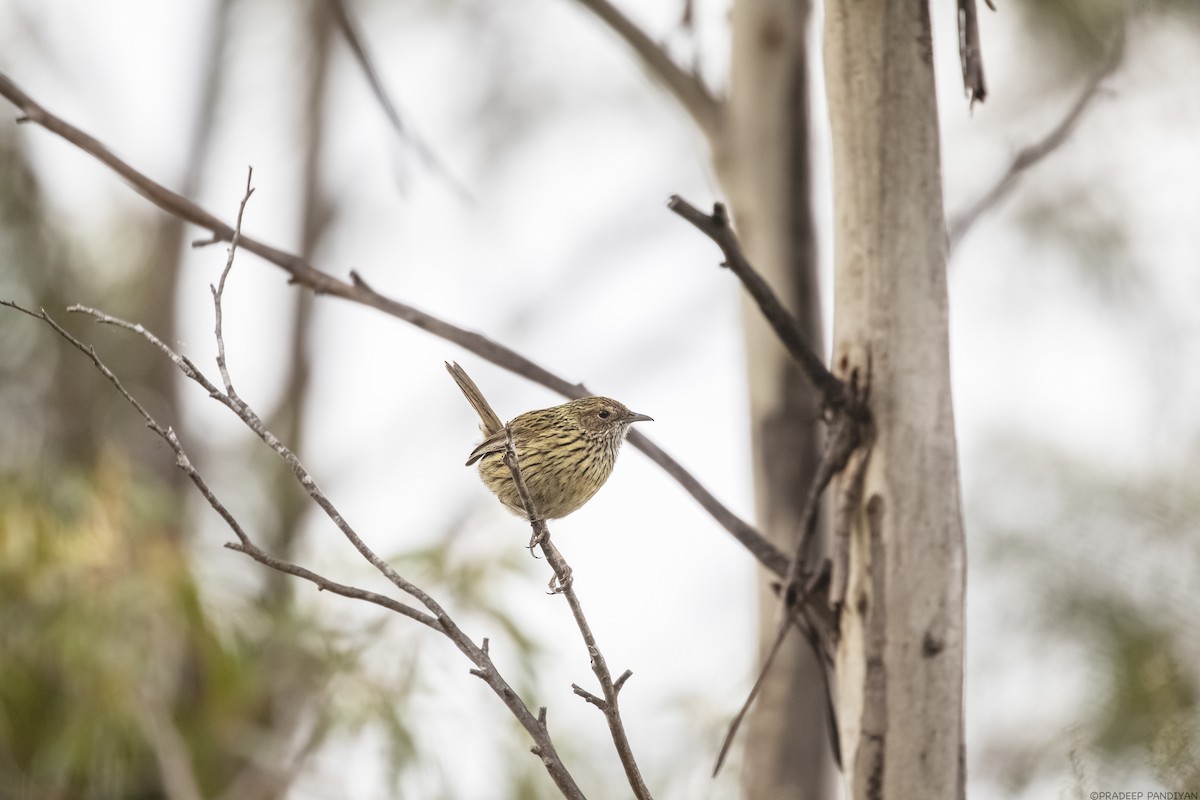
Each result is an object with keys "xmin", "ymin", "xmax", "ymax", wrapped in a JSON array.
[
  {"xmin": 716, "ymin": 1, "xmax": 835, "ymax": 798},
  {"xmin": 825, "ymin": 1, "xmax": 967, "ymax": 798}
]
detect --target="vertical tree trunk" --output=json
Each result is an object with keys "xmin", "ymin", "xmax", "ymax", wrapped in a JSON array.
[
  {"xmin": 718, "ymin": 1, "xmax": 835, "ymax": 797},
  {"xmin": 824, "ymin": 2, "xmax": 967, "ymax": 798}
]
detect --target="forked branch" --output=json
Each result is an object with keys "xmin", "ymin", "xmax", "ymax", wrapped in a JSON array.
[
  {"xmin": 0, "ymin": 176, "xmax": 587, "ymax": 798},
  {"xmin": 0, "ymin": 70, "xmax": 785, "ymax": 580}
]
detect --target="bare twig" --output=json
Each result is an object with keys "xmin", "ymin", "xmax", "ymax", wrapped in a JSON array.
[
  {"xmin": 712, "ymin": 590, "xmax": 841, "ymax": 776},
  {"xmin": 0, "ymin": 300, "xmax": 443, "ymax": 634},
  {"xmin": 211, "ymin": 167, "xmax": 254, "ymax": 397},
  {"xmin": 667, "ymin": 195, "xmax": 846, "ymax": 410},
  {"xmin": 0, "ymin": 70, "xmax": 782, "ymax": 579},
  {"xmin": 625, "ymin": 429, "xmax": 785, "ymax": 575},
  {"xmin": 948, "ymin": 23, "xmax": 1127, "ymax": 248},
  {"xmin": 957, "ymin": 0, "xmax": 991, "ymax": 108},
  {"xmin": 4, "ymin": 188, "xmax": 588, "ymax": 796},
  {"xmin": 501, "ymin": 426, "xmax": 653, "ymax": 800},
  {"xmin": 324, "ymin": 0, "xmax": 470, "ymax": 201},
  {"xmin": 2, "ymin": 298, "xmax": 587, "ymax": 800},
  {"xmin": 570, "ymin": 0, "xmax": 722, "ymax": 139},
  {"xmin": 711, "ymin": 612, "xmax": 792, "ymax": 776}
]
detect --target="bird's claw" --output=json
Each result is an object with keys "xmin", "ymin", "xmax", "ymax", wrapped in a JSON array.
[
  {"xmin": 527, "ymin": 527, "xmax": 548, "ymax": 552},
  {"xmin": 547, "ymin": 567, "xmax": 573, "ymax": 594}
]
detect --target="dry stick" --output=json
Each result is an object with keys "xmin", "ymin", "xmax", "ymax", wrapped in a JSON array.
[
  {"xmin": 323, "ymin": 0, "xmax": 470, "ymax": 201},
  {"xmin": 0, "ymin": 301, "xmax": 441, "ymax": 634},
  {"xmin": 212, "ymin": 167, "xmax": 253, "ymax": 398},
  {"xmin": 0, "ymin": 70, "xmax": 784, "ymax": 581},
  {"xmin": 214, "ymin": 187, "xmax": 587, "ymax": 798},
  {"xmin": 501, "ymin": 428, "xmax": 653, "ymax": 800},
  {"xmin": 956, "ymin": 0, "xmax": 991, "ymax": 108},
  {"xmin": 570, "ymin": 0, "xmax": 722, "ymax": 140},
  {"xmin": 948, "ymin": 22, "xmax": 1128, "ymax": 248},
  {"xmin": 711, "ymin": 612, "xmax": 792, "ymax": 777},
  {"xmin": 3, "ymin": 301, "xmax": 589, "ymax": 800},
  {"xmin": 8, "ymin": 301, "xmax": 585, "ymax": 798},
  {"xmin": 3, "ymin": 174, "xmax": 589, "ymax": 797},
  {"xmin": 666, "ymin": 195, "xmax": 846, "ymax": 410},
  {"xmin": 666, "ymin": 193, "xmax": 874, "ymax": 595}
]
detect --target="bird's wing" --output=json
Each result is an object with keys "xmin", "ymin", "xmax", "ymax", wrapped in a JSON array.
[{"xmin": 466, "ymin": 428, "xmax": 508, "ymax": 466}]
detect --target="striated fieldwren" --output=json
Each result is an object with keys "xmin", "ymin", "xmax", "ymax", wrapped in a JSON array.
[{"xmin": 446, "ymin": 362, "xmax": 651, "ymax": 519}]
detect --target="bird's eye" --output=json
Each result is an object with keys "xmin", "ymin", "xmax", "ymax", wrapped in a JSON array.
[{"xmin": 598, "ymin": 409, "xmax": 611, "ymax": 419}]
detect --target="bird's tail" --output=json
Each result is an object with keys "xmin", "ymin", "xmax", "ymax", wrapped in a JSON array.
[{"xmin": 445, "ymin": 361, "xmax": 504, "ymax": 437}]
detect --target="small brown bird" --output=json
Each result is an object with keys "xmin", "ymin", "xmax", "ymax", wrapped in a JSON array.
[{"xmin": 446, "ymin": 362, "xmax": 652, "ymax": 519}]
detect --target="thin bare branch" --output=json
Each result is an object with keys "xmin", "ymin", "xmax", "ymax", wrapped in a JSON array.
[
  {"xmin": 627, "ymin": 428, "xmax": 785, "ymax": 575},
  {"xmin": 500, "ymin": 423, "xmax": 652, "ymax": 800},
  {"xmin": 0, "ymin": 70, "xmax": 782, "ymax": 578},
  {"xmin": 712, "ymin": 610, "xmax": 792, "ymax": 777},
  {"xmin": 667, "ymin": 195, "xmax": 846, "ymax": 410},
  {"xmin": 211, "ymin": 167, "xmax": 254, "ymax": 397},
  {"xmin": 0, "ymin": 301, "xmax": 440, "ymax": 632},
  {"xmin": 324, "ymin": 0, "xmax": 471, "ymax": 201},
  {"xmin": 948, "ymin": 23, "xmax": 1127, "ymax": 248},
  {"xmin": 956, "ymin": 0, "xmax": 990, "ymax": 108},
  {"xmin": 2, "ymin": 298, "xmax": 587, "ymax": 800},
  {"xmin": 570, "ymin": 0, "xmax": 722, "ymax": 140},
  {"xmin": 223, "ymin": 540, "xmax": 443, "ymax": 631}
]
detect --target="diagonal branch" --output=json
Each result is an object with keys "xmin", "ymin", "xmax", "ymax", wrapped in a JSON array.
[
  {"xmin": 0, "ymin": 300, "xmax": 444, "ymax": 634},
  {"xmin": 0, "ymin": 70, "xmax": 785, "ymax": 579},
  {"xmin": 500, "ymin": 425, "xmax": 653, "ymax": 800},
  {"xmin": 570, "ymin": 0, "xmax": 722, "ymax": 140},
  {"xmin": 5, "ymin": 181, "xmax": 590, "ymax": 797},
  {"xmin": 210, "ymin": 167, "xmax": 254, "ymax": 398},
  {"xmin": 0, "ymin": 298, "xmax": 589, "ymax": 800},
  {"xmin": 667, "ymin": 195, "xmax": 846, "ymax": 409},
  {"xmin": 948, "ymin": 22, "xmax": 1127, "ymax": 249}
]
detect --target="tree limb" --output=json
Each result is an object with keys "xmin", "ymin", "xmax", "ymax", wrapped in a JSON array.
[
  {"xmin": 0, "ymin": 70, "xmax": 785, "ymax": 579},
  {"xmin": 570, "ymin": 0, "xmax": 722, "ymax": 140}
]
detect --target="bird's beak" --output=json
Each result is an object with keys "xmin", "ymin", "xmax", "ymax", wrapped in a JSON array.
[{"xmin": 625, "ymin": 411, "xmax": 654, "ymax": 424}]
